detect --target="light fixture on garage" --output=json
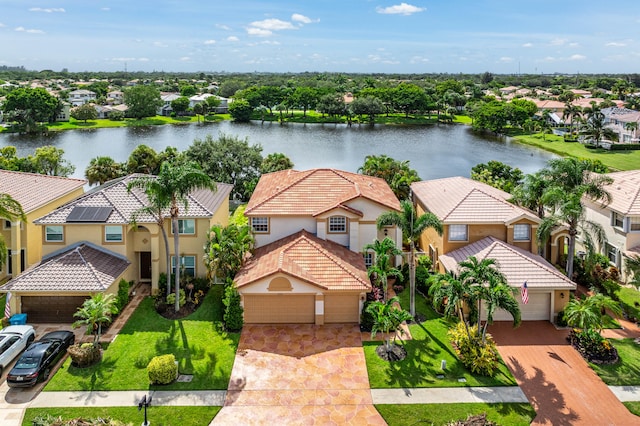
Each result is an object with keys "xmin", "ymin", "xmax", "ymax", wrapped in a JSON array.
[
  {"xmin": 384, "ymin": 228, "xmax": 388, "ymax": 237},
  {"xmin": 560, "ymin": 292, "xmax": 565, "ymax": 299}
]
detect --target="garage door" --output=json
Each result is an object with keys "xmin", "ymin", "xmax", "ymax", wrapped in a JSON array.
[
  {"xmin": 482, "ymin": 292, "xmax": 551, "ymax": 321},
  {"xmin": 21, "ymin": 296, "xmax": 89, "ymax": 323},
  {"xmin": 324, "ymin": 294, "xmax": 360, "ymax": 323},
  {"xmin": 243, "ymin": 294, "xmax": 315, "ymax": 324}
]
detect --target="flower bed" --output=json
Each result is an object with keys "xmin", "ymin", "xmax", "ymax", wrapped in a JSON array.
[{"xmin": 568, "ymin": 329, "xmax": 618, "ymax": 364}]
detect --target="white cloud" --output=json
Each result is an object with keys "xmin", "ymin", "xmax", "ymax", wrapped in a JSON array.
[
  {"xmin": 153, "ymin": 41, "xmax": 169, "ymax": 48},
  {"xmin": 29, "ymin": 7, "xmax": 65, "ymax": 13},
  {"xmin": 409, "ymin": 55, "xmax": 429, "ymax": 63},
  {"xmin": 249, "ymin": 18, "xmax": 296, "ymax": 31},
  {"xmin": 247, "ymin": 27, "xmax": 272, "ymax": 37},
  {"xmin": 111, "ymin": 57, "xmax": 136, "ymax": 62},
  {"xmin": 522, "ymin": 42, "xmax": 533, "ymax": 48},
  {"xmin": 180, "ymin": 56, "xmax": 191, "ymax": 61},
  {"xmin": 15, "ymin": 26, "xmax": 44, "ymax": 34},
  {"xmin": 499, "ymin": 57, "xmax": 514, "ymax": 63},
  {"xmin": 204, "ymin": 39, "xmax": 216, "ymax": 45},
  {"xmin": 606, "ymin": 42, "xmax": 626, "ymax": 47},
  {"xmin": 227, "ymin": 36, "xmax": 239, "ymax": 42},
  {"xmin": 216, "ymin": 24, "xmax": 231, "ymax": 30},
  {"xmin": 138, "ymin": 58, "xmax": 149, "ymax": 62},
  {"xmin": 550, "ymin": 38, "xmax": 567, "ymax": 46},
  {"xmin": 376, "ymin": 3, "xmax": 425, "ymax": 16},
  {"xmin": 101, "ymin": 8, "xmax": 110, "ymax": 11},
  {"xmin": 0, "ymin": 23, "xmax": 5, "ymax": 28},
  {"xmin": 292, "ymin": 14, "xmax": 318, "ymax": 24},
  {"xmin": 569, "ymin": 54, "xmax": 586, "ymax": 61}
]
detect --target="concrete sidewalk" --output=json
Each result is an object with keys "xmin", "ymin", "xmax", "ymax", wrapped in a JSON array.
[
  {"xmin": 371, "ymin": 386, "xmax": 528, "ymax": 404},
  {"xmin": 29, "ymin": 390, "xmax": 227, "ymax": 408}
]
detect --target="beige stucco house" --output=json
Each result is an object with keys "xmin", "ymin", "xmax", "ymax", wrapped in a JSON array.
[
  {"xmin": 238, "ymin": 168, "xmax": 402, "ymax": 325},
  {"xmin": 411, "ymin": 176, "xmax": 575, "ymax": 322},
  {"xmin": 1, "ymin": 170, "xmax": 86, "ymax": 282},
  {"xmin": 2, "ymin": 175, "xmax": 232, "ymax": 322}
]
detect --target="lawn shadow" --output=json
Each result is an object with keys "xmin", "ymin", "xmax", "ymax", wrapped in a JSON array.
[{"xmin": 59, "ymin": 348, "xmax": 118, "ymax": 392}]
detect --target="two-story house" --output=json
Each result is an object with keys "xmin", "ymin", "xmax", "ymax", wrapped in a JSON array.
[
  {"xmin": 68, "ymin": 89, "xmax": 97, "ymax": 107},
  {"xmin": 1, "ymin": 170, "xmax": 86, "ymax": 283},
  {"xmin": 2, "ymin": 175, "xmax": 232, "ymax": 323},
  {"xmin": 583, "ymin": 170, "xmax": 640, "ymax": 282},
  {"xmin": 411, "ymin": 176, "xmax": 575, "ymax": 322},
  {"xmin": 235, "ymin": 168, "xmax": 402, "ymax": 325}
]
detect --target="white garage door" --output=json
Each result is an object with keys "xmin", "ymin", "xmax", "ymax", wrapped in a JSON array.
[{"xmin": 482, "ymin": 292, "xmax": 551, "ymax": 321}]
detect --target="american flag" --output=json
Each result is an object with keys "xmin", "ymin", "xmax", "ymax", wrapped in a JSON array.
[
  {"xmin": 521, "ymin": 282, "xmax": 529, "ymax": 305},
  {"xmin": 4, "ymin": 292, "xmax": 11, "ymax": 318}
]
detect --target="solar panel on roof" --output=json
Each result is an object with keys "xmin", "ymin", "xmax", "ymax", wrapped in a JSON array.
[{"xmin": 66, "ymin": 206, "xmax": 113, "ymax": 222}]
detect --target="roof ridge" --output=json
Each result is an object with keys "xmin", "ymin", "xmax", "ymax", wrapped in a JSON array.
[
  {"xmin": 0, "ymin": 169, "xmax": 86, "ymax": 184},
  {"xmin": 74, "ymin": 246, "xmax": 106, "ymax": 289},
  {"xmin": 247, "ymin": 169, "xmax": 309, "ymax": 213}
]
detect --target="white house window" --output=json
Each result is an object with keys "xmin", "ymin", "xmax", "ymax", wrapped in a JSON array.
[
  {"xmin": 363, "ymin": 252, "xmax": 373, "ymax": 267},
  {"xmin": 3, "ymin": 220, "xmax": 10, "ymax": 230},
  {"xmin": 45, "ymin": 226, "xmax": 64, "ymax": 242},
  {"xmin": 630, "ymin": 216, "xmax": 640, "ymax": 232},
  {"xmin": 328, "ymin": 216, "xmax": 347, "ymax": 233},
  {"xmin": 612, "ymin": 212, "xmax": 624, "ymax": 229},
  {"xmin": 605, "ymin": 243, "xmax": 619, "ymax": 267},
  {"xmin": 171, "ymin": 255, "xmax": 196, "ymax": 277},
  {"xmin": 251, "ymin": 217, "xmax": 269, "ymax": 233},
  {"xmin": 105, "ymin": 225, "xmax": 123, "ymax": 242},
  {"xmin": 448, "ymin": 224, "xmax": 468, "ymax": 241},
  {"xmin": 177, "ymin": 219, "xmax": 196, "ymax": 235},
  {"xmin": 513, "ymin": 224, "xmax": 531, "ymax": 241}
]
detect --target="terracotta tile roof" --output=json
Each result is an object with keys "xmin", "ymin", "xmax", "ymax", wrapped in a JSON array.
[
  {"xmin": 245, "ymin": 169, "xmax": 400, "ymax": 217},
  {"xmin": 0, "ymin": 170, "xmax": 86, "ymax": 213},
  {"xmin": 602, "ymin": 170, "xmax": 640, "ymax": 216},
  {"xmin": 411, "ymin": 176, "xmax": 539, "ymax": 224},
  {"xmin": 439, "ymin": 236, "xmax": 575, "ymax": 290},
  {"xmin": 626, "ymin": 245, "xmax": 640, "ymax": 258},
  {"xmin": 235, "ymin": 230, "xmax": 371, "ymax": 291},
  {"xmin": 0, "ymin": 241, "xmax": 130, "ymax": 293},
  {"xmin": 34, "ymin": 175, "xmax": 232, "ymax": 225}
]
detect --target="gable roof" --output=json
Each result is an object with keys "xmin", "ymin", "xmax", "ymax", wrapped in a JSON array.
[
  {"xmin": 602, "ymin": 170, "xmax": 640, "ymax": 216},
  {"xmin": 235, "ymin": 230, "xmax": 371, "ymax": 291},
  {"xmin": 0, "ymin": 170, "xmax": 86, "ymax": 214},
  {"xmin": 439, "ymin": 236, "xmax": 575, "ymax": 290},
  {"xmin": 245, "ymin": 169, "xmax": 400, "ymax": 217},
  {"xmin": 35, "ymin": 174, "xmax": 232, "ymax": 225},
  {"xmin": 411, "ymin": 176, "xmax": 539, "ymax": 224},
  {"xmin": 0, "ymin": 241, "xmax": 130, "ymax": 293}
]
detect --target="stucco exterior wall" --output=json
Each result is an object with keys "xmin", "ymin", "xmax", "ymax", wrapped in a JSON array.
[{"xmin": 254, "ymin": 217, "xmax": 316, "ymax": 247}]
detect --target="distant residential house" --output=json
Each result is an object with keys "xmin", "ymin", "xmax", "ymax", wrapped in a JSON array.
[
  {"xmin": 236, "ymin": 168, "xmax": 402, "ymax": 325},
  {"xmin": 56, "ymin": 102, "xmax": 71, "ymax": 122},
  {"xmin": 158, "ymin": 93, "xmax": 181, "ymax": 116},
  {"xmin": 411, "ymin": 176, "xmax": 574, "ymax": 322},
  {"xmin": 188, "ymin": 93, "xmax": 214, "ymax": 108},
  {"xmin": 68, "ymin": 89, "xmax": 97, "ymax": 107},
  {"xmin": 107, "ymin": 90, "xmax": 124, "ymax": 105},
  {"xmin": 583, "ymin": 170, "xmax": 640, "ymax": 282},
  {"xmin": 602, "ymin": 107, "xmax": 640, "ymax": 143}
]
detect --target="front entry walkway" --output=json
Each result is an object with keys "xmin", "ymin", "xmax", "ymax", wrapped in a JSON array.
[
  {"xmin": 489, "ymin": 321, "xmax": 638, "ymax": 425},
  {"xmin": 212, "ymin": 324, "xmax": 386, "ymax": 425}
]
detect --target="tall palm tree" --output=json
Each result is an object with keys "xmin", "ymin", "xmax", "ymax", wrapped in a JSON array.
[
  {"xmin": 580, "ymin": 111, "xmax": 617, "ymax": 148},
  {"xmin": 562, "ymin": 103, "xmax": 581, "ymax": 134},
  {"xmin": 0, "ymin": 193, "xmax": 26, "ymax": 269},
  {"xmin": 624, "ymin": 122, "xmax": 638, "ymax": 140},
  {"xmin": 428, "ymin": 272, "xmax": 476, "ymax": 339},
  {"xmin": 204, "ymin": 224, "xmax": 255, "ymax": 281},
  {"xmin": 128, "ymin": 161, "xmax": 215, "ymax": 312},
  {"xmin": 537, "ymin": 158, "xmax": 613, "ymax": 279},
  {"xmin": 72, "ymin": 293, "xmax": 118, "ymax": 346},
  {"xmin": 85, "ymin": 156, "xmax": 125, "ymax": 186},
  {"xmin": 510, "ymin": 171, "xmax": 548, "ymax": 219},
  {"xmin": 364, "ymin": 237, "xmax": 403, "ymax": 301},
  {"xmin": 565, "ymin": 293, "xmax": 622, "ymax": 333},
  {"xmin": 377, "ymin": 200, "xmax": 443, "ymax": 317}
]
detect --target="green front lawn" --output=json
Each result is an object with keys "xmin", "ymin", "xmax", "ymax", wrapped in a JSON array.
[
  {"xmin": 364, "ymin": 290, "xmax": 517, "ymax": 388},
  {"xmin": 22, "ymin": 406, "xmax": 219, "ymax": 426},
  {"xmin": 45, "ymin": 286, "xmax": 239, "ymax": 391},
  {"xmin": 514, "ymin": 133, "xmax": 640, "ymax": 171},
  {"xmin": 616, "ymin": 286, "xmax": 640, "ymax": 321},
  {"xmin": 588, "ymin": 338, "xmax": 640, "ymax": 386},
  {"xmin": 623, "ymin": 402, "xmax": 640, "ymax": 417},
  {"xmin": 376, "ymin": 403, "xmax": 536, "ymax": 426}
]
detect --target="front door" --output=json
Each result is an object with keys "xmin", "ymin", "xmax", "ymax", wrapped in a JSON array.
[{"xmin": 140, "ymin": 251, "xmax": 152, "ymax": 281}]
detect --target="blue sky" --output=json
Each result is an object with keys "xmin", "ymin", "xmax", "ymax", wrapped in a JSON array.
[{"xmin": 1, "ymin": 1, "xmax": 639, "ymax": 74}]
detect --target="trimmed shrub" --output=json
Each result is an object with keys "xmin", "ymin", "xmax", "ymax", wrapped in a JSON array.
[
  {"xmin": 166, "ymin": 289, "xmax": 186, "ymax": 308},
  {"xmin": 108, "ymin": 110, "xmax": 124, "ymax": 121},
  {"xmin": 448, "ymin": 322, "xmax": 500, "ymax": 377},
  {"xmin": 223, "ymin": 285, "xmax": 244, "ymax": 331},
  {"xmin": 114, "ymin": 279, "xmax": 131, "ymax": 313},
  {"xmin": 67, "ymin": 343, "xmax": 102, "ymax": 367},
  {"xmin": 360, "ymin": 300, "xmax": 375, "ymax": 332},
  {"xmin": 147, "ymin": 354, "xmax": 178, "ymax": 385}
]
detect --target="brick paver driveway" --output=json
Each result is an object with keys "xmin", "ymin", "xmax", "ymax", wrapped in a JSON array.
[
  {"xmin": 489, "ymin": 321, "xmax": 638, "ymax": 426},
  {"xmin": 212, "ymin": 324, "xmax": 386, "ymax": 425}
]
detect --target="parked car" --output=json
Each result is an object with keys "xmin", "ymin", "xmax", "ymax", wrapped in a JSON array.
[
  {"xmin": 0, "ymin": 325, "xmax": 36, "ymax": 375},
  {"xmin": 6, "ymin": 330, "xmax": 75, "ymax": 388}
]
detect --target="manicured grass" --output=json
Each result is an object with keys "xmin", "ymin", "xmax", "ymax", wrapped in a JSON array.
[
  {"xmin": 22, "ymin": 406, "xmax": 219, "ymax": 426},
  {"xmin": 45, "ymin": 286, "xmax": 239, "ymax": 391},
  {"xmin": 364, "ymin": 290, "xmax": 517, "ymax": 388},
  {"xmin": 514, "ymin": 133, "xmax": 640, "ymax": 171},
  {"xmin": 376, "ymin": 403, "xmax": 536, "ymax": 426},
  {"xmin": 588, "ymin": 338, "xmax": 640, "ymax": 386},
  {"xmin": 616, "ymin": 286, "xmax": 640, "ymax": 320},
  {"xmin": 623, "ymin": 402, "xmax": 640, "ymax": 417}
]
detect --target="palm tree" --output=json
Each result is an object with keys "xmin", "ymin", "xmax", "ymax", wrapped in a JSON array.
[
  {"xmin": 562, "ymin": 103, "xmax": 581, "ymax": 134},
  {"xmin": 72, "ymin": 293, "xmax": 118, "ymax": 346},
  {"xmin": 364, "ymin": 237, "xmax": 403, "ymax": 300},
  {"xmin": 85, "ymin": 156, "xmax": 125, "ymax": 186},
  {"xmin": 580, "ymin": 111, "xmax": 617, "ymax": 148},
  {"xmin": 128, "ymin": 161, "xmax": 215, "ymax": 312},
  {"xmin": 365, "ymin": 296, "xmax": 413, "ymax": 354},
  {"xmin": 510, "ymin": 171, "xmax": 548, "ymax": 219},
  {"xmin": 625, "ymin": 255, "xmax": 640, "ymax": 289},
  {"xmin": 565, "ymin": 293, "xmax": 622, "ymax": 333},
  {"xmin": 204, "ymin": 224, "xmax": 255, "ymax": 281},
  {"xmin": 428, "ymin": 272, "xmax": 475, "ymax": 339},
  {"xmin": 0, "ymin": 193, "xmax": 26, "ymax": 269},
  {"xmin": 624, "ymin": 122, "xmax": 638, "ymax": 141},
  {"xmin": 537, "ymin": 158, "xmax": 613, "ymax": 280},
  {"xmin": 377, "ymin": 200, "xmax": 443, "ymax": 317}
]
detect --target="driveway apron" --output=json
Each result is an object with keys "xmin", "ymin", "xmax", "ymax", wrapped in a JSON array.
[
  {"xmin": 489, "ymin": 321, "xmax": 638, "ymax": 426},
  {"xmin": 212, "ymin": 324, "xmax": 386, "ymax": 425}
]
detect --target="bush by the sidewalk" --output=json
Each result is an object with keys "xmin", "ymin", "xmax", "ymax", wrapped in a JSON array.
[
  {"xmin": 147, "ymin": 354, "xmax": 178, "ymax": 385},
  {"xmin": 67, "ymin": 343, "xmax": 102, "ymax": 368}
]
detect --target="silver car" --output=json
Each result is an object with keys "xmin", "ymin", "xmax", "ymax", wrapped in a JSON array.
[{"xmin": 0, "ymin": 325, "xmax": 36, "ymax": 375}]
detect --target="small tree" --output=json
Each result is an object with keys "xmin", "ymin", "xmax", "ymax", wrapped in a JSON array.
[
  {"xmin": 71, "ymin": 103, "xmax": 98, "ymax": 123},
  {"xmin": 366, "ymin": 297, "xmax": 412, "ymax": 355},
  {"xmin": 72, "ymin": 293, "xmax": 118, "ymax": 346},
  {"xmin": 364, "ymin": 237, "xmax": 403, "ymax": 301}
]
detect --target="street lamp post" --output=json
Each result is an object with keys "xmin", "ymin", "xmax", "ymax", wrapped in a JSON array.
[{"xmin": 138, "ymin": 394, "xmax": 152, "ymax": 426}]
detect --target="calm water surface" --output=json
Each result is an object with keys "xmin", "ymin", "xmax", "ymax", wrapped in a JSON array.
[{"xmin": 0, "ymin": 122, "xmax": 556, "ymax": 181}]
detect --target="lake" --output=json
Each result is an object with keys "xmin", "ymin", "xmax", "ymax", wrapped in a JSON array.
[{"xmin": 0, "ymin": 121, "xmax": 556, "ymax": 181}]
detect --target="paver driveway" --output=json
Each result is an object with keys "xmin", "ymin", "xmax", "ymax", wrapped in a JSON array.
[
  {"xmin": 489, "ymin": 321, "xmax": 638, "ymax": 426},
  {"xmin": 212, "ymin": 324, "xmax": 386, "ymax": 425}
]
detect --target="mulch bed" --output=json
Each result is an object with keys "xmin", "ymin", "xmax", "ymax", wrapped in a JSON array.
[
  {"xmin": 375, "ymin": 343, "xmax": 407, "ymax": 362},
  {"xmin": 155, "ymin": 302, "xmax": 200, "ymax": 320}
]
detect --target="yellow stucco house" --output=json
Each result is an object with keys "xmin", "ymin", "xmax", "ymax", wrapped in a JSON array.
[{"xmin": 3, "ymin": 174, "xmax": 232, "ymax": 322}]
